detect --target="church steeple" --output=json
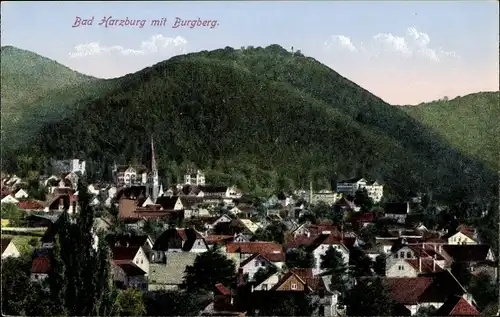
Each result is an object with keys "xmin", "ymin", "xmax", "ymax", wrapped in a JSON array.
[{"xmin": 150, "ymin": 136, "xmax": 159, "ymax": 202}]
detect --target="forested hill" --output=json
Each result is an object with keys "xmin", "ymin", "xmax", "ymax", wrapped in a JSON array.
[
  {"xmin": 0, "ymin": 46, "xmax": 117, "ymax": 160},
  {"xmin": 401, "ymin": 92, "xmax": 500, "ymax": 172},
  {"xmin": 3, "ymin": 45, "xmax": 496, "ymax": 203}
]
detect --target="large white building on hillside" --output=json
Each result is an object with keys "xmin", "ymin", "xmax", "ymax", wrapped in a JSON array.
[
  {"xmin": 184, "ymin": 169, "xmax": 206, "ymax": 186},
  {"xmin": 50, "ymin": 159, "xmax": 86, "ymax": 175},
  {"xmin": 336, "ymin": 178, "xmax": 384, "ymax": 203}
]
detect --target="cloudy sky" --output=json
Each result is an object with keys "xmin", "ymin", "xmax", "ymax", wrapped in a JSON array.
[{"xmin": 1, "ymin": 1, "xmax": 498, "ymax": 105}]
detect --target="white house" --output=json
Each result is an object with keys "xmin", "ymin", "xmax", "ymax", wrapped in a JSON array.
[
  {"xmin": 336, "ymin": 178, "xmax": 384, "ymax": 203},
  {"xmin": 184, "ymin": 169, "xmax": 206, "ymax": 186},
  {"xmin": 448, "ymin": 225, "xmax": 479, "ymax": 245},
  {"xmin": 210, "ymin": 214, "xmax": 233, "ymax": 228},
  {"xmin": 385, "ymin": 245, "xmax": 444, "ymax": 278},
  {"xmin": 240, "ymin": 253, "xmax": 281, "ymax": 281},
  {"xmin": 309, "ymin": 190, "xmax": 342, "ymax": 205},
  {"xmin": 112, "ymin": 245, "xmax": 150, "ymax": 276},
  {"xmin": 1, "ymin": 238, "xmax": 20, "ymax": 259},
  {"xmin": 13, "ymin": 189, "xmax": 29, "ymax": 199},
  {"xmin": 1, "ymin": 195, "xmax": 19, "ymax": 204}
]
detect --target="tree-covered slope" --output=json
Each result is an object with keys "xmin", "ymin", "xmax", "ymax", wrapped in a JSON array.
[
  {"xmin": 401, "ymin": 92, "xmax": 500, "ymax": 171},
  {"xmin": 16, "ymin": 45, "xmax": 493, "ymax": 203},
  {"xmin": 1, "ymin": 46, "xmax": 118, "ymax": 157}
]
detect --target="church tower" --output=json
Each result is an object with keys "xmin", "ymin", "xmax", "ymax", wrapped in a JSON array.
[{"xmin": 150, "ymin": 136, "xmax": 160, "ymax": 203}]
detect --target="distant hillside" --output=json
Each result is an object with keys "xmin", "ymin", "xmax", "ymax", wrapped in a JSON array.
[
  {"xmin": 0, "ymin": 46, "xmax": 117, "ymax": 156},
  {"xmin": 402, "ymin": 92, "xmax": 500, "ymax": 171},
  {"xmin": 1, "ymin": 44, "xmax": 489, "ymax": 204}
]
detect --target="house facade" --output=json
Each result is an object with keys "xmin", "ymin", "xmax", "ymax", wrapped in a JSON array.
[{"xmin": 184, "ymin": 170, "xmax": 206, "ymax": 186}]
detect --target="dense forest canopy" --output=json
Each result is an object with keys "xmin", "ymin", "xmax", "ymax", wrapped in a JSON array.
[
  {"xmin": 401, "ymin": 91, "xmax": 500, "ymax": 172},
  {"xmin": 0, "ymin": 44, "xmax": 497, "ymax": 204}
]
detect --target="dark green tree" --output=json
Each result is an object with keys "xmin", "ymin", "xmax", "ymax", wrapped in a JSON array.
[
  {"xmin": 354, "ymin": 188, "xmax": 373, "ymax": 212},
  {"xmin": 254, "ymin": 292, "xmax": 316, "ymax": 316},
  {"xmin": 181, "ymin": 246, "xmax": 237, "ymax": 291},
  {"xmin": 450, "ymin": 261, "xmax": 472, "ymax": 287},
  {"xmin": 48, "ymin": 235, "xmax": 67, "ymax": 316},
  {"xmin": 116, "ymin": 288, "xmax": 146, "ymax": 316},
  {"xmin": 52, "ymin": 179, "xmax": 116, "ymax": 316},
  {"xmin": 253, "ymin": 221, "xmax": 287, "ymax": 244},
  {"xmin": 345, "ymin": 277, "xmax": 396, "ymax": 316},
  {"xmin": 320, "ymin": 246, "xmax": 348, "ymax": 292},
  {"xmin": 285, "ymin": 246, "xmax": 315, "ymax": 269},
  {"xmin": 311, "ymin": 201, "xmax": 332, "ymax": 219},
  {"xmin": 1, "ymin": 254, "xmax": 34, "ymax": 316},
  {"xmin": 144, "ymin": 289, "xmax": 209, "ymax": 316},
  {"xmin": 349, "ymin": 247, "xmax": 374, "ymax": 278},
  {"xmin": 468, "ymin": 272, "xmax": 499, "ymax": 311},
  {"xmin": 373, "ymin": 254, "xmax": 386, "ymax": 276},
  {"xmin": 252, "ymin": 265, "xmax": 278, "ymax": 284}
]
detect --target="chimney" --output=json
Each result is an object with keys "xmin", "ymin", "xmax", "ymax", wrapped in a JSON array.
[
  {"xmin": 238, "ymin": 268, "xmax": 244, "ymax": 287},
  {"xmin": 419, "ymin": 257, "xmax": 422, "ymax": 272}
]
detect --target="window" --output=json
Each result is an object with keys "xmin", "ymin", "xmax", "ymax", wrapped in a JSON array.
[
  {"xmin": 255, "ymin": 261, "xmax": 259, "ymax": 267},
  {"xmin": 406, "ymin": 252, "xmax": 412, "ymax": 258},
  {"xmin": 400, "ymin": 252, "xmax": 405, "ymax": 258},
  {"xmin": 291, "ymin": 283, "xmax": 297, "ymax": 290},
  {"xmin": 262, "ymin": 284, "xmax": 268, "ymax": 290},
  {"xmin": 398, "ymin": 265, "xmax": 404, "ymax": 270},
  {"xmin": 394, "ymin": 253, "xmax": 398, "ymax": 259},
  {"xmin": 140, "ymin": 259, "xmax": 143, "ymax": 264},
  {"xmin": 34, "ymin": 274, "xmax": 39, "ymax": 279}
]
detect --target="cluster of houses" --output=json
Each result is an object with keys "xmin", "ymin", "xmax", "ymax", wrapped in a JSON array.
[{"xmin": 0, "ymin": 153, "xmax": 496, "ymax": 316}]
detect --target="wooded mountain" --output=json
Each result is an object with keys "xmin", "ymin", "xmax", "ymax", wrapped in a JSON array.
[
  {"xmin": 1, "ymin": 45, "xmax": 496, "ymax": 203},
  {"xmin": 1, "ymin": 46, "xmax": 117, "ymax": 159},
  {"xmin": 401, "ymin": 92, "xmax": 499, "ymax": 172}
]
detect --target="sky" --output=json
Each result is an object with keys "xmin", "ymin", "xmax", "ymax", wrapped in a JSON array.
[{"xmin": 1, "ymin": 1, "xmax": 499, "ymax": 105}]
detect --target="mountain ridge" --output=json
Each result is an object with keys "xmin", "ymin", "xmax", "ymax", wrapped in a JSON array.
[{"xmin": 0, "ymin": 44, "xmax": 496, "ymax": 204}]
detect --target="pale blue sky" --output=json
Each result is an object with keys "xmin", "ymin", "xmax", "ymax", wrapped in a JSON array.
[{"xmin": 2, "ymin": 1, "xmax": 498, "ymax": 104}]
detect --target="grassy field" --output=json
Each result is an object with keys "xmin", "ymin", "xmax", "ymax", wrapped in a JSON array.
[{"xmin": 3, "ymin": 231, "xmax": 45, "ymax": 254}]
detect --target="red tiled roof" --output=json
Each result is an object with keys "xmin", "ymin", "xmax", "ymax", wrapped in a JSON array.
[
  {"xmin": 31, "ymin": 256, "xmax": 51, "ymax": 274},
  {"xmin": 215, "ymin": 283, "xmax": 231, "ymax": 295},
  {"xmin": 204, "ymin": 235, "xmax": 234, "ymax": 245},
  {"xmin": 435, "ymin": 295, "xmax": 480, "ymax": 316},
  {"xmin": 18, "ymin": 201, "xmax": 45, "ymax": 210},
  {"xmin": 111, "ymin": 246, "xmax": 140, "ymax": 261},
  {"xmin": 355, "ymin": 213, "xmax": 375, "ymax": 223},
  {"xmin": 457, "ymin": 224, "xmax": 476, "ymax": 240},
  {"xmin": 286, "ymin": 235, "xmax": 316, "ymax": 249},
  {"xmin": 226, "ymin": 242, "xmax": 283, "ymax": 254},
  {"xmin": 385, "ymin": 277, "xmax": 434, "ymax": 304},
  {"xmin": 113, "ymin": 260, "xmax": 146, "ymax": 276}
]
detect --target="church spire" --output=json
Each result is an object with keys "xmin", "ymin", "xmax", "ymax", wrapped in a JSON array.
[
  {"xmin": 151, "ymin": 135, "xmax": 159, "ymax": 202},
  {"xmin": 151, "ymin": 136, "xmax": 158, "ymax": 177}
]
